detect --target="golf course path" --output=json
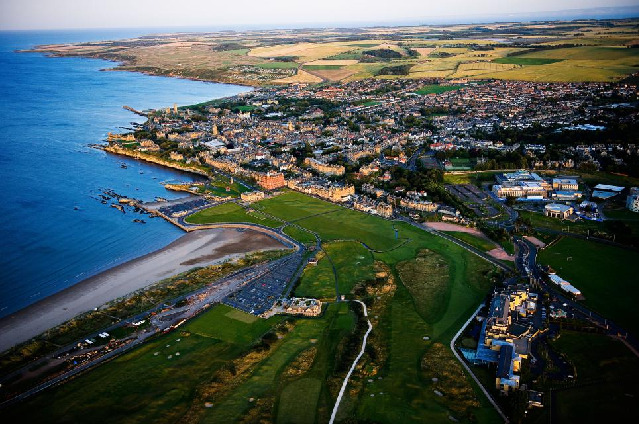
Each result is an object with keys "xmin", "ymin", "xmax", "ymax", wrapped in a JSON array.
[{"xmin": 329, "ymin": 300, "xmax": 373, "ymax": 424}]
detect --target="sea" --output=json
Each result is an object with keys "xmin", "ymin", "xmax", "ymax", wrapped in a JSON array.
[{"xmin": 0, "ymin": 29, "xmax": 250, "ymax": 318}]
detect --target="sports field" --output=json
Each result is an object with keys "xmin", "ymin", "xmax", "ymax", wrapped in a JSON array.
[
  {"xmin": 550, "ymin": 331, "xmax": 639, "ymax": 423},
  {"xmin": 538, "ymin": 236, "xmax": 639, "ymax": 336}
]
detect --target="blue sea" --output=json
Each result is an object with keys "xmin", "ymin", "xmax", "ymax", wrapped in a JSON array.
[{"xmin": 0, "ymin": 29, "xmax": 250, "ymax": 318}]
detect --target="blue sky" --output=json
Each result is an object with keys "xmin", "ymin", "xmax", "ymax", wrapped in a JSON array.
[{"xmin": 1, "ymin": 0, "xmax": 637, "ymax": 30}]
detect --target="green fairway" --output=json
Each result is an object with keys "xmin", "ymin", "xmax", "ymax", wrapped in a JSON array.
[
  {"xmin": 3, "ymin": 304, "xmax": 280, "ymax": 424},
  {"xmin": 203, "ymin": 302, "xmax": 355, "ymax": 423},
  {"xmin": 185, "ymin": 202, "xmax": 281, "ymax": 227},
  {"xmin": 538, "ymin": 237, "xmax": 639, "ymax": 336},
  {"xmin": 276, "ymin": 378, "xmax": 322, "ymax": 424},
  {"xmin": 187, "ymin": 304, "xmax": 278, "ymax": 344},
  {"xmin": 296, "ymin": 252, "xmax": 337, "ymax": 299},
  {"xmin": 282, "ymin": 224, "xmax": 317, "ymax": 244},
  {"xmin": 550, "ymin": 331, "xmax": 639, "ymax": 423},
  {"xmin": 6, "ymin": 191, "xmax": 503, "ymax": 424},
  {"xmin": 444, "ymin": 231, "xmax": 497, "ymax": 252},
  {"xmin": 415, "ymin": 84, "xmax": 462, "ymax": 95},
  {"xmin": 255, "ymin": 191, "xmax": 341, "ymax": 221},
  {"xmin": 295, "ymin": 208, "xmax": 399, "ymax": 251}
]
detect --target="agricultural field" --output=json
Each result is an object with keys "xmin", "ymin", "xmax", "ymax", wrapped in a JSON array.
[
  {"xmin": 538, "ymin": 236, "xmax": 639, "ymax": 336},
  {"xmin": 185, "ymin": 202, "xmax": 281, "ymax": 227},
  {"xmin": 28, "ymin": 19, "xmax": 639, "ymax": 85}
]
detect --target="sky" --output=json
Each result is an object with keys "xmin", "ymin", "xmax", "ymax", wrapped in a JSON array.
[{"xmin": 1, "ymin": 0, "xmax": 638, "ymax": 31}]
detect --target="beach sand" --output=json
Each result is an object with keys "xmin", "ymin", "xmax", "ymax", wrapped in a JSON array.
[{"xmin": 0, "ymin": 228, "xmax": 285, "ymax": 353}]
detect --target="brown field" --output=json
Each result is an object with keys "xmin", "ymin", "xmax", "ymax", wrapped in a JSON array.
[
  {"xmin": 272, "ymin": 69, "xmax": 323, "ymax": 84},
  {"xmin": 305, "ymin": 68, "xmax": 357, "ymax": 82}
]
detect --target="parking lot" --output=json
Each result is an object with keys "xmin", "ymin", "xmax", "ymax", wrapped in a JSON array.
[{"xmin": 224, "ymin": 252, "xmax": 303, "ymax": 315}]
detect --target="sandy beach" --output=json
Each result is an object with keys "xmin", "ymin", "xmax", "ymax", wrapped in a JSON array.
[{"xmin": 0, "ymin": 228, "xmax": 285, "ymax": 353}]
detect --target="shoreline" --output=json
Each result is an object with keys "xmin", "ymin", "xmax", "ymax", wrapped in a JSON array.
[
  {"xmin": 0, "ymin": 227, "xmax": 285, "ymax": 353},
  {"xmin": 19, "ymin": 48, "xmax": 263, "ymax": 88}
]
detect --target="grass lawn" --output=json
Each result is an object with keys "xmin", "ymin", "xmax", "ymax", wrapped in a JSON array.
[
  {"xmin": 187, "ymin": 304, "xmax": 278, "ymax": 344},
  {"xmin": 3, "ymin": 305, "xmax": 279, "ymax": 424},
  {"xmin": 538, "ymin": 237, "xmax": 639, "ymax": 336},
  {"xmin": 443, "ymin": 171, "xmax": 501, "ymax": 185},
  {"xmin": 518, "ymin": 210, "xmax": 601, "ymax": 234},
  {"xmin": 444, "ymin": 231, "xmax": 497, "ymax": 252},
  {"xmin": 282, "ymin": 225, "xmax": 317, "ymax": 244},
  {"xmin": 550, "ymin": 331, "xmax": 639, "ymax": 423},
  {"xmin": 295, "ymin": 252, "xmax": 337, "ymax": 299},
  {"xmin": 415, "ymin": 84, "xmax": 462, "ymax": 95},
  {"xmin": 254, "ymin": 191, "xmax": 341, "ymax": 222},
  {"xmin": 325, "ymin": 241, "xmax": 375, "ymax": 296},
  {"xmin": 276, "ymin": 378, "xmax": 322, "ymax": 424},
  {"xmin": 185, "ymin": 202, "xmax": 281, "ymax": 227},
  {"xmin": 203, "ymin": 302, "xmax": 354, "ymax": 423},
  {"xmin": 295, "ymin": 208, "xmax": 400, "ymax": 251}
]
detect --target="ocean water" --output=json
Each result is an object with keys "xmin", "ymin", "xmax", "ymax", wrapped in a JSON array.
[{"xmin": 0, "ymin": 30, "xmax": 250, "ymax": 318}]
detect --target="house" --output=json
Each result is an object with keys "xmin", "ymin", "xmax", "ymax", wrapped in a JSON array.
[{"xmin": 544, "ymin": 203, "xmax": 573, "ymax": 219}]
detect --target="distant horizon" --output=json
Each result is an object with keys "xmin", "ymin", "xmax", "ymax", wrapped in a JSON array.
[{"xmin": 1, "ymin": 1, "xmax": 638, "ymax": 32}]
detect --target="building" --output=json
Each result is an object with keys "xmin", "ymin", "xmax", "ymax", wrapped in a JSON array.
[
  {"xmin": 304, "ymin": 158, "xmax": 345, "ymax": 176},
  {"xmin": 256, "ymin": 172, "xmax": 286, "ymax": 190},
  {"xmin": 399, "ymin": 198, "xmax": 437, "ymax": 212},
  {"xmin": 544, "ymin": 203, "xmax": 573, "ymax": 219},
  {"xmin": 552, "ymin": 178, "xmax": 578, "ymax": 191},
  {"xmin": 240, "ymin": 191, "xmax": 265, "ymax": 202},
  {"xmin": 627, "ymin": 187, "xmax": 639, "ymax": 213}
]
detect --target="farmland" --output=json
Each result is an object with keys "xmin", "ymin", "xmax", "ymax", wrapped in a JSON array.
[{"xmin": 27, "ymin": 19, "xmax": 639, "ymax": 85}]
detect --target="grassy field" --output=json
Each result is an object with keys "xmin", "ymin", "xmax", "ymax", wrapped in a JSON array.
[
  {"xmin": 518, "ymin": 210, "xmax": 601, "ymax": 234},
  {"xmin": 185, "ymin": 202, "xmax": 281, "ymax": 227},
  {"xmin": 3, "ymin": 304, "xmax": 280, "ymax": 424},
  {"xmin": 295, "ymin": 252, "xmax": 337, "ymax": 299},
  {"xmin": 282, "ymin": 224, "xmax": 317, "ymax": 244},
  {"xmin": 538, "ymin": 237, "xmax": 639, "ymax": 336},
  {"xmin": 202, "ymin": 302, "xmax": 355, "ymax": 423},
  {"xmin": 254, "ymin": 191, "xmax": 340, "ymax": 222},
  {"xmin": 550, "ymin": 331, "xmax": 639, "ymax": 423},
  {"xmin": 444, "ymin": 231, "xmax": 497, "ymax": 252},
  {"xmin": 415, "ymin": 84, "xmax": 463, "ymax": 95},
  {"xmin": 493, "ymin": 57, "xmax": 562, "ymax": 65}
]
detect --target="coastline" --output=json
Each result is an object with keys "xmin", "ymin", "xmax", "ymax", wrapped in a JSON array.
[
  {"xmin": 20, "ymin": 48, "xmax": 263, "ymax": 88},
  {"xmin": 0, "ymin": 227, "xmax": 285, "ymax": 353}
]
